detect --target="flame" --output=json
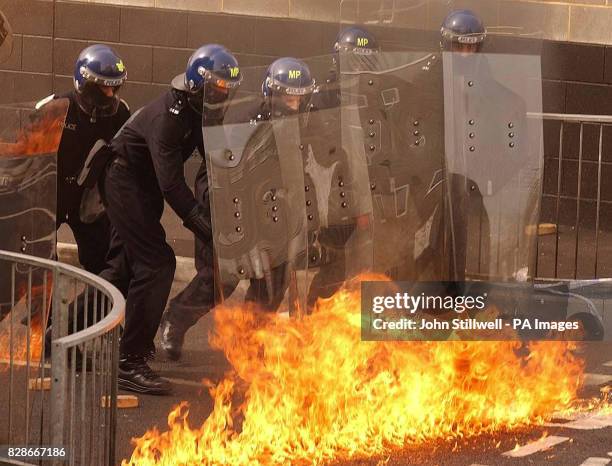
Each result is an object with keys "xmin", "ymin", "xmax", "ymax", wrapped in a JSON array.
[
  {"xmin": 0, "ymin": 280, "xmax": 52, "ymax": 369},
  {"xmin": 124, "ymin": 276, "xmax": 596, "ymax": 466},
  {"xmin": 0, "ymin": 318, "xmax": 44, "ymax": 367}
]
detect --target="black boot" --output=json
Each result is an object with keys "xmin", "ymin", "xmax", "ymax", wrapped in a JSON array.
[
  {"xmin": 118, "ymin": 355, "xmax": 172, "ymax": 395},
  {"xmin": 159, "ymin": 317, "xmax": 186, "ymax": 361}
]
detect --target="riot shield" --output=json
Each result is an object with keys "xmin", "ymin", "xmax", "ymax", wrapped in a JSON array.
[
  {"xmin": 443, "ymin": 52, "xmax": 543, "ymax": 280},
  {"xmin": 204, "ymin": 92, "xmax": 310, "ymax": 314},
  {"xmin": 0, "ymin": 9, "xmax": 13, "ymax": 64},
  {"xmin": 338, "ymin": 50, "xmax": 451, "ymax": 281},
  {"xmin": 0, "ymin": 98, "xmax": 69, "ymax": 317},
  {"xmin": 300, "ymin": 80, "xmax": 374, "ymax": 309}
]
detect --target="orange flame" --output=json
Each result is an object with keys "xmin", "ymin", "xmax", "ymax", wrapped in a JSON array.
[
  {"xmin": 124, "ymin": 276, "xmax": 592, "ymax": 466},
  {"xmin": 0, "ymin": 280, "xmax": 52, "ymax": 369},
  {"xmin": 0, "ymin": 319, "xmax": 44, "ymax": 367}
]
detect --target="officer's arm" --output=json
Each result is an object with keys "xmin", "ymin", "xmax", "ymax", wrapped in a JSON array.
[{"xmin": 149, "ymin": 114, "xmax": 210, "ymax": 241}]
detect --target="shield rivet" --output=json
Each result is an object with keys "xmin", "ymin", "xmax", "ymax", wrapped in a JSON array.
[
  {"xmin": 340, "ymin": 192, "xmax": 346, "ymax": 198},
  {"xmin": 369, "ymin": 119, "xmax": 375, "ymax": 125},
  {"xmin": 413, "ymin": 120, "xmax": 419, "ymax": 126},
  {"xmin": 273, "ymin": 216, "xmax": 279, "ymax": 222},
  {"xmin": 311, "ymin": 256, "xmax": 317, "ymax": 262},
  {"xmin": 271, "ymin": 195, "xmax": 277, "ymax": 201},
  {"xmin": 468, "ymin": 81, "xmax": 474, "ymax": 87},
  {"xmin": 415, "ymin": 139, "xmax": 421, "ymax": 146},
  {"xmin": 233, "ymin": 197, "xmax": 239, "ymax": 204},
  {"xmin": 469, "ymin": 119, "xmax": 475, "ymax": 126},
  {"xmin": 20, "ymin": 247, "xmax": 26, "ymax": 252},
  {"xmin": 508, "ymin": 122, "xmax": 514, "ymax": 129},
  {"xmin": 272, "ymin": 206, "xmax": 278, "ymax": 212},
  {"xmin": 341, "ymin": 202, "xmax": 348, "ymax": 208},
  {"xmin": 234, "ymin": 212, "xmax": 241, "ymax": 218},
  {"xmin": 305, "ymin": 185, "xmax": 310, "ymax": 192},
  {"xmin": 469, "ymin": 132, "xmax": 475, "ymax": 139},
  {"xmin": 469, "ymin": 146, "xmax": 475, "ymax": 152},
  {"xmin": 306, "ymin": 200, "xmax": 312, "ymax": 206},
  {"xmin": 368, "ymin": 79, "xmax": 374, "ymax": 85},
  {"xmin": 21, "ymin": 235, "xmax": 26, "ymax": 241},
  {"xmin": 369, "ymin": 145, "xmax": 376, "ymax": 151},
  {"xmin": 369, "ymin": 131, "xmax": 376, "ymax": 138},
  {"xmin": 308, "ymin": 215, "xmax": 314, "ymax": 220},
  {"xmin": 509, "ymin": 142, "xmax": 515, "ymax": 148},
  {"xmin": 238, "ymin": 268, "xmax": 245, "ymax": 274},
  {"xmin": 299, "ymin": 144, "xmax": 304, "ymax": 150},
  {"xmin": 370, "ymin": 183, "xmax": 376, "ymax": 190},
  {"xmin": 470, "ymin": 185, "xmax": 476, "ymax": 191},
  {"xmin": 508, "ymin": 132, "xmax": 515, "ymax": 138},
  {"xmin": 414, "ymin": 130, "xmax": 420, "ymax": 136},
  {"xmin": 338, "ymin": 181, "xmax": 344, "ymax": 187},
  {"xmin": 236, "ymin": 226, "xmax": 242, "ymax": 232}
]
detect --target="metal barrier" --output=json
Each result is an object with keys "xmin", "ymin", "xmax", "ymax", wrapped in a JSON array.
[
  {"xmin": 534, "ymin": 113, "xmax": 612, "ymax": 281},
  {"xmin": 0, "ymin": 250, "xmax": 125, "ymax": 466}
]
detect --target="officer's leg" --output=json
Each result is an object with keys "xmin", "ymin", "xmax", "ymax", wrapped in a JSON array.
[
  {"xmin": 160, "ymin": 238, "xmax": 215, "ymax": 360},
  {"xmin": 245, "ymin": 263, "xmax": 288, "ymax": 312},
  {"xmin": 69, "ymin": 214, "xmax": 111, "ymax": 275},
  {"xmin": 105, "ymin": 162, "xmax": 173, "ymax": 395}
]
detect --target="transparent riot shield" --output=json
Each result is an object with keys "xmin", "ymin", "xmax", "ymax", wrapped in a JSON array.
[
  {"xmin": 338, "ymin": 49, "xmax": 450, "ymax": 281},
  {"xmin": 204, "ymin": 92, "xmax": 310, "ymax": 314},
  {"xmin": 299, "ymin": 83, "xmax": 374, "ymax": 309},
  {"xmin": 0, "ymin": 98, "xmax": 69, "ymax": 318},
  {"xmin": 443, "ymin": 52, "xmax": 543, "ymax": 281},
  {"xmin": 0, "ymin": 8, "xmax": 13, "ymax": 64}
]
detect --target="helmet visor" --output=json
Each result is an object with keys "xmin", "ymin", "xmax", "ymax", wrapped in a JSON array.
[
  {"xmin": 76, "ymin": 81, "xmax": 121, "ymax": 117},
  {"xmin": 441, "ymin": 28, "xmax": 486, "ymax": 45},
  {"xmin": 265, "ymin": 76, "xmax": 316, "ymax": 96}
]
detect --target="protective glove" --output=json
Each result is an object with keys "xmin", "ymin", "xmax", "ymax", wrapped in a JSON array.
[{"xmin": 183, "ymin": 204, "xmax": 212, "ymax": 243}]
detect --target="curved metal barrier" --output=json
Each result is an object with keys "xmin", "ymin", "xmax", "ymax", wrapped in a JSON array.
[{"xmin": 0, "ymin": 250, "xmax": 125, "ymax": 466}]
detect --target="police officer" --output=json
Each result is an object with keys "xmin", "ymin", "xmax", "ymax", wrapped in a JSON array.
[
  {"xmin": 316, "ymin": 26, "xmax": 379, "ymax": 110},
  {"xmin": 100, "ymin": 44, "xmax": 242, "ymax": 394},
  {"xmin": 439, "ymin": 9, "xmax": 488, "ymax": 280},
  {"xmin": 159, "ymin": 57, "xmax": 316, "ymax": 360},
  {"xmin": 37, "ymin": 44, "xmax": 130, "ymax": 274}
]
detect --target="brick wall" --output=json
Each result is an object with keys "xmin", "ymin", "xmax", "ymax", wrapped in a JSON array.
[
  {"xmin": 75, "ymin": 0, "xmax": 612, "ymax": 45},
  {"xmin": 2, "ymin": 0, "xmax": 612, "ymax": 246}
]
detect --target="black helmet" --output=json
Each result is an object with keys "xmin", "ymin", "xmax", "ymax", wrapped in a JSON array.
[
  {"xmin": 441, "ymin": 10, "xmax": 486, "ymax": 51},
  {"xmin": 172, "ymin": 44, "xmax": 242, "ymax": 116},
  {"xmin": 262, "ymin": 57, "xmax": 315, "ymax": 117},
  {"xmin": 73, "ymin": 44, "xmax": 127, "ymax": 119}
]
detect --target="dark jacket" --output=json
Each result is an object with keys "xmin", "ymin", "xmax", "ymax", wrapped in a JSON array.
[{"xmin": 110, "ymin": 89, "xmax": 204, "ymax": 220}]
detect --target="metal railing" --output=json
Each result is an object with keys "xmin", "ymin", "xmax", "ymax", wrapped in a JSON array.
[
  {"xmin": 534, "ymin": 113, "xmax": 612, "ymax": 281},
  {"xmin": 0, "ymin": 250, "xmax": 125, "ymax": 466}
]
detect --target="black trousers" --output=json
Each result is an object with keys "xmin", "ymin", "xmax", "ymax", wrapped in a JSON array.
[
  {"xmin": 58, "ymin": 213, "xmax": 111, "ymax": 275},
  {"xmin": 101, "ymin": 161, "xmax": 176, "ymax": 357}
]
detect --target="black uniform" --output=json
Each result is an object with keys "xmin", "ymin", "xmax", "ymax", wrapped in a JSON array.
[
  {"xmin": 101, "ymin": 89, "xmax": 205, "ymax": 358},
  {"xmin": 49, "ymin": 91, "xmax": 130, "ymax": 274}
]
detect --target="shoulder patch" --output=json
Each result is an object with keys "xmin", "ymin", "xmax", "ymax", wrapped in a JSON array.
[
  {"xmin": 120, "ymin": 98, "xmax": 130, "ymax": 112},
  {"xmin": 35, "ymin": 94, "xmax": 55, "ymax": 110}
]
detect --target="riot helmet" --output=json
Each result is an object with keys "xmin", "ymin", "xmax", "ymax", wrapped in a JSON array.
[
  {"xmin": 172, "ymin": 44, "xmax": 242, "ymax": 118},
  {"xmin": 262, "ymin": 57, "xmax": 316, "ymax": 117},
  {"xmin": 440, "ymin": 9, "xmax": 486, "ymax": 53},
  {"xmin": 332, "ymin": 26, "xmax": 379, "ymax": 72},
  {"xmin": 73, "ymin": 44, "xmax": 127, "ymax": 120}
]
